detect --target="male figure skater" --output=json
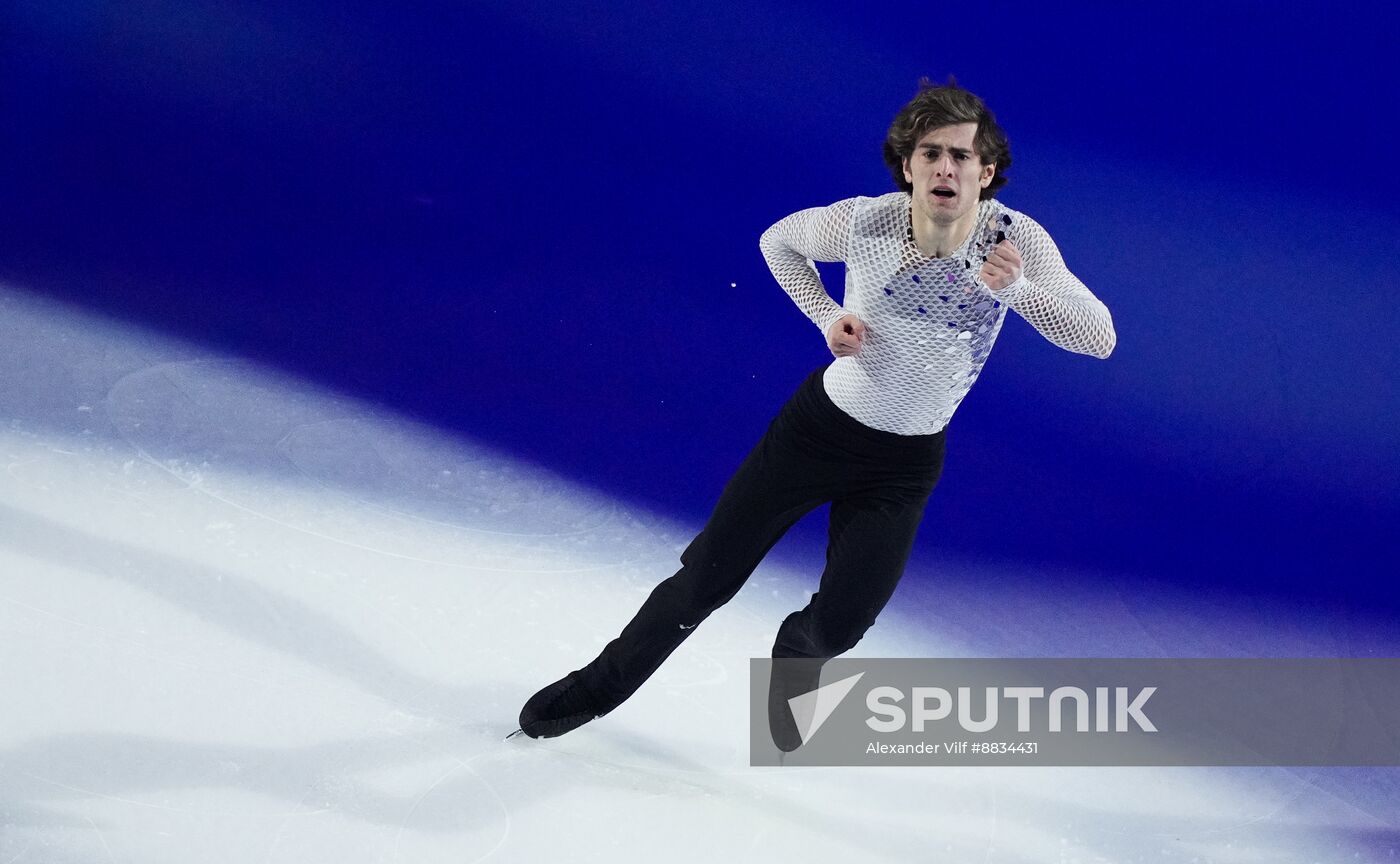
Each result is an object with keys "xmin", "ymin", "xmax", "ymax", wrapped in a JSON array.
[{"xmin": 514, "ymin": 76, "xmax": 1115, "ymax": 750}]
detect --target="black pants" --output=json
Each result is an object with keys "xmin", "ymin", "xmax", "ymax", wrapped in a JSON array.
[{"xmin": 577, "ymin": 363, "xmax": 946, "ymax": 711}]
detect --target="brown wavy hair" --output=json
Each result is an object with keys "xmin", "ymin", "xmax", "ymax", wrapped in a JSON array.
[{"xmin": 883, "ymin": 75, "xmax": 1012, "ymax": 200}]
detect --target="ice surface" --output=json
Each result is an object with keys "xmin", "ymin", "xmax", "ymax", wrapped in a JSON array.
[{"xmin": 1, "ymin": 284, "xmax": 1396, "ymax": 863}]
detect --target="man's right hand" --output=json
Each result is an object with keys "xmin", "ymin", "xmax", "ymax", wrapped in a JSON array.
[{"xmin": 827, "ymin": 314, "xmax": 867, "ymax": 358}]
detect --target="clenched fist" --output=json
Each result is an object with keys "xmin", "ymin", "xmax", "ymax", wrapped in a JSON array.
[
  {"xmin": 827, "ymin": 314, "xmax": 866, "ymax": 358},
  {"xmin": 979, "ymin": 236, "xmax": 1023, "ymax": 293}
]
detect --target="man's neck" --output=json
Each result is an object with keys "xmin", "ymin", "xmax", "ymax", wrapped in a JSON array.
[{"xmin": 910, "ymin": 206, "xmax": 979, "ymax": 259}]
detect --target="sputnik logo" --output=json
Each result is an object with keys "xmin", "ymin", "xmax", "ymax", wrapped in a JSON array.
[{"xmin": 787, "ymin": 672, "xmax": 866, "ymax": 745}]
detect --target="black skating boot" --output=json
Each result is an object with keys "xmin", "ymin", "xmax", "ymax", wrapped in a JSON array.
[
  {"xmin": 767, "ymin": 658, "xmax": 825, "ymax": 752},
  {"xmin": 514, "ymin": 670, "xmax": 607, "ymax": 739}
]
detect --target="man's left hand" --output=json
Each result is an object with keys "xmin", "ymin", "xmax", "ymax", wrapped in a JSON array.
[{"xmin": 980, "ymin": 238, "xmax": 1023, "ymax": 292}]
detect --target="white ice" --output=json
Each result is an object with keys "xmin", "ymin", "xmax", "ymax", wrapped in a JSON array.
[{"xmin": 1, "ymin": 283, "xmax": 1396, "ymax": 863}]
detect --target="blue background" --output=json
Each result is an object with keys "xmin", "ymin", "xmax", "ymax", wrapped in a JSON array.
[{"xmin": 3, "ymin": 1, "xmax": 1398, "ymax": 610}]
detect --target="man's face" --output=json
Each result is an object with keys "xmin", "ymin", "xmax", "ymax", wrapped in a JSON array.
[{"xmin": 902, "ymin": 123, "xmax": 996, "ymax": 225}]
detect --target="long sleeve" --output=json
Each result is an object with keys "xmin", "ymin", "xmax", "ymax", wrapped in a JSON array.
[
  {"xmin": 994, "ymin": 213, "xmax": 1116, "ymax": 359},
  {"xmin": 758, "ymin": 197, "xmax": 858, "ymax": 338}
]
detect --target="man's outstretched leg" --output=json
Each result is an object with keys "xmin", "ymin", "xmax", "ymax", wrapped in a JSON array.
[
  {"xmin": 517, "ymin": 460, "xmax": 825, "ymax": 738},
  {"xmin": 517, "ymin": 372, "xmax": 840, "ymax": 739}
]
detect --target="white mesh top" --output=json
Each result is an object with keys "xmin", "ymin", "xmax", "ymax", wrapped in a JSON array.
[{"xmin": 759, "ymin": 191, "xmax": 1116, "ymax": 435}]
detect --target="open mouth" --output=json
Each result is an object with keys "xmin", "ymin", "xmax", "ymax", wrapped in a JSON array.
[{"xmin": 932, "ymin": 187, "xmax": 956, "ymax": 199}]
